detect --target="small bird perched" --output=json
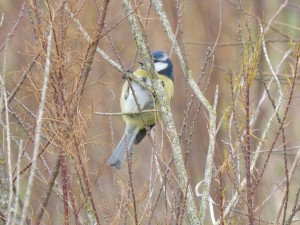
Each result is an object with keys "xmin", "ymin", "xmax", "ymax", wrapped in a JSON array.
[{"xmin": 107, "ymin": 50, "xmax": 174, "ymax": 169}]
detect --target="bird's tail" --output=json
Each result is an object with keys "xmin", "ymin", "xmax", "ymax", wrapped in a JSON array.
[{"xmin": 107, "ymin": 125, "xmax": 139, "ymax": 169}]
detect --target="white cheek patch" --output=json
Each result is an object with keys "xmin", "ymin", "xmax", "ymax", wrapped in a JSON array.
[{"xmin": 154, "ymin": 62, "xmax": 168, "ymax": 72}]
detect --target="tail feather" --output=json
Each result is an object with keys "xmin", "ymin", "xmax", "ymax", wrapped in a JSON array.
[
  {"xmin": 107, "ymin": 126, "xmax": 139, "ymax": 169},
  {"xmin": 134, "ymin": 124, "xmax": 155, "ymax": 145}
]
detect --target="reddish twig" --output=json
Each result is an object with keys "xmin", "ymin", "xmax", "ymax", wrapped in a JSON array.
[
  {"xmin": 1, "ymin": 53, "xmax": 40, "ymax": 113},
  {"xmin": 73, "ymin": 136, "xmax": 100, "ymax": 224},
  {"xmin": 0, "ymin": 1, "xmax": 25, "ymax": 52},
  {"xmin": 255, "ymin": 45, "xmax": 300, "ymax": 189},
  {"xmin": 244, "ymin": 68, "xmax": 253, "ymax": 225},
  {"xmin": 60, "ymin": 149, "xmax": 70, "ymax": 225},
  {"xmin": 218, "ymin": 170, "xmax": 225, "ymax": 225},
  {"xmin": 65, "ymin": 163, "xmax": 80, "ymax": 225},
  {"xmin": 146, "ymin": 158, "xmax": 173, "ymax": 225},
  {"xmin": 13, "ymin": 140, "xmax": 51, "ymax": 184},
  {"xmin": 126, "ymin": 149, "xmax": 138, "ymax": 225},
  {"xmin": 285, "ymin": 187, "xmax": 300, "ymax": 225},
  {"xmin": 34, "ymin": 157, "xmax": 61, "ymax": 225},
  {"xmin": 0, "ymin": 210, "xmax": 6, "ymax": 223}
]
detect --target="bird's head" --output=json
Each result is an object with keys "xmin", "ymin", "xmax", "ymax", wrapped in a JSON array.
[
  {"xmin": 139, "ymin": 50, "xmax": 174, "ymax": 81},
  {"xmin": 152, "ymin": 50, "xmax": 174, "ymax": 81}
]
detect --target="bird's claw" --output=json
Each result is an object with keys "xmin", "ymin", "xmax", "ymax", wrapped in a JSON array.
[{"xmin": 123, "ymin": 69, "xmax": 132, "ymax": 79}]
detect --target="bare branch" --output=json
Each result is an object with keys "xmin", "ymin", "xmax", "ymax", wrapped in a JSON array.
[{"xmin": 19, "ymin": 23, "xmax": 53, "ymax": 225}]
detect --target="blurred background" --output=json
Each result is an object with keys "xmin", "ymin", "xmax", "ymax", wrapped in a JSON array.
[{"xmin": 1, "ymin": 0, "xmax": 300, "ymax": 224}]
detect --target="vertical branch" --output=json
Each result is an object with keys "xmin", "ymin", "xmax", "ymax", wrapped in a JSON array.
[
  {"xmin": 11, "ymin": 141, "xmax": 24, "ymax": 225},
  {"xmin": 126, "ymin": 151, "xmax": 138, "ymax": 225},
  {"xmin": 241, "ymin": 33, "xmax": 263, "ymax": 225},
  {"xmin": 73, "ymin": 136, "xmax": 100, "ymax": 225},
  {"xmin": 34, "ymin": 157, "xmax": 61, "ymax": 225},
  {"xmin": 150, "ymin": 1, "xmax": 218, "ymax": 222},
  {"xmin": 122, "ymin": 0, "xmax": 200, "ymax": 224},
  {"xmin": 19, "ymin": 23, "xmax": 53, "ymax": 225},
  {"xmin": 0, "ymin": 36, "xmax": 14, "ymax": 224},
  {"xmin": 217, "ymin": 169, "xmax": 224, "ymax": 225},
  {"xmin": 279, "ymin": 147, "xmax": 300, "ymax": 225},
  {"xmin": 199, "ymin": 86, "xmax": 218, "ymax": 224},
  {"xmin": 60, "ymin": 149, "xmax": 70, "ymax": 225},
  {"xmin": 0, "ymin": 145, "xmax": 9, "ymax": 224},
  {"xmin": 65, "ymin": 164, "xmax": 80, "ymax": 225},
  {"xmin": 244, "ymin": 54, "xmax": 253, "ymax": 225}
]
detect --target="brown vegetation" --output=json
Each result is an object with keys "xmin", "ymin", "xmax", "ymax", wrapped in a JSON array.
[{"xmin": 0, "ymin": 0, "xmax": 300, "ymax": 224}]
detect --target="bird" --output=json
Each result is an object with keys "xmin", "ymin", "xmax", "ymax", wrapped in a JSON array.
[{"xmin": 107, "ymin": 50, "xmax": 174, "ymax": 169}]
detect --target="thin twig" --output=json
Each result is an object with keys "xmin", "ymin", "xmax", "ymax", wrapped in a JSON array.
[
  {"xmin": 1, "ymin": 53, "xmax": 40, "ymax": 113},
  {"xmin": 0, "ymin": 1, "xmax": 25, "ymax": 52},
  {"xmin": 94, "ymin": 109, "xmax": 160, "ymax": 116},
  {"xmin": 19, "ymin": 23, "xmax": 53, "ymax": 225},
  {"xmin": 34, "ymin": 157, "xmax": 61, "ymax": 225}
]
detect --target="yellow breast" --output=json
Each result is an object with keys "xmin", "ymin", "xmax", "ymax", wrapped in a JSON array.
[{"xmin": 120, "ymin": 68, "xmax": 174, "ymax": 129}]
